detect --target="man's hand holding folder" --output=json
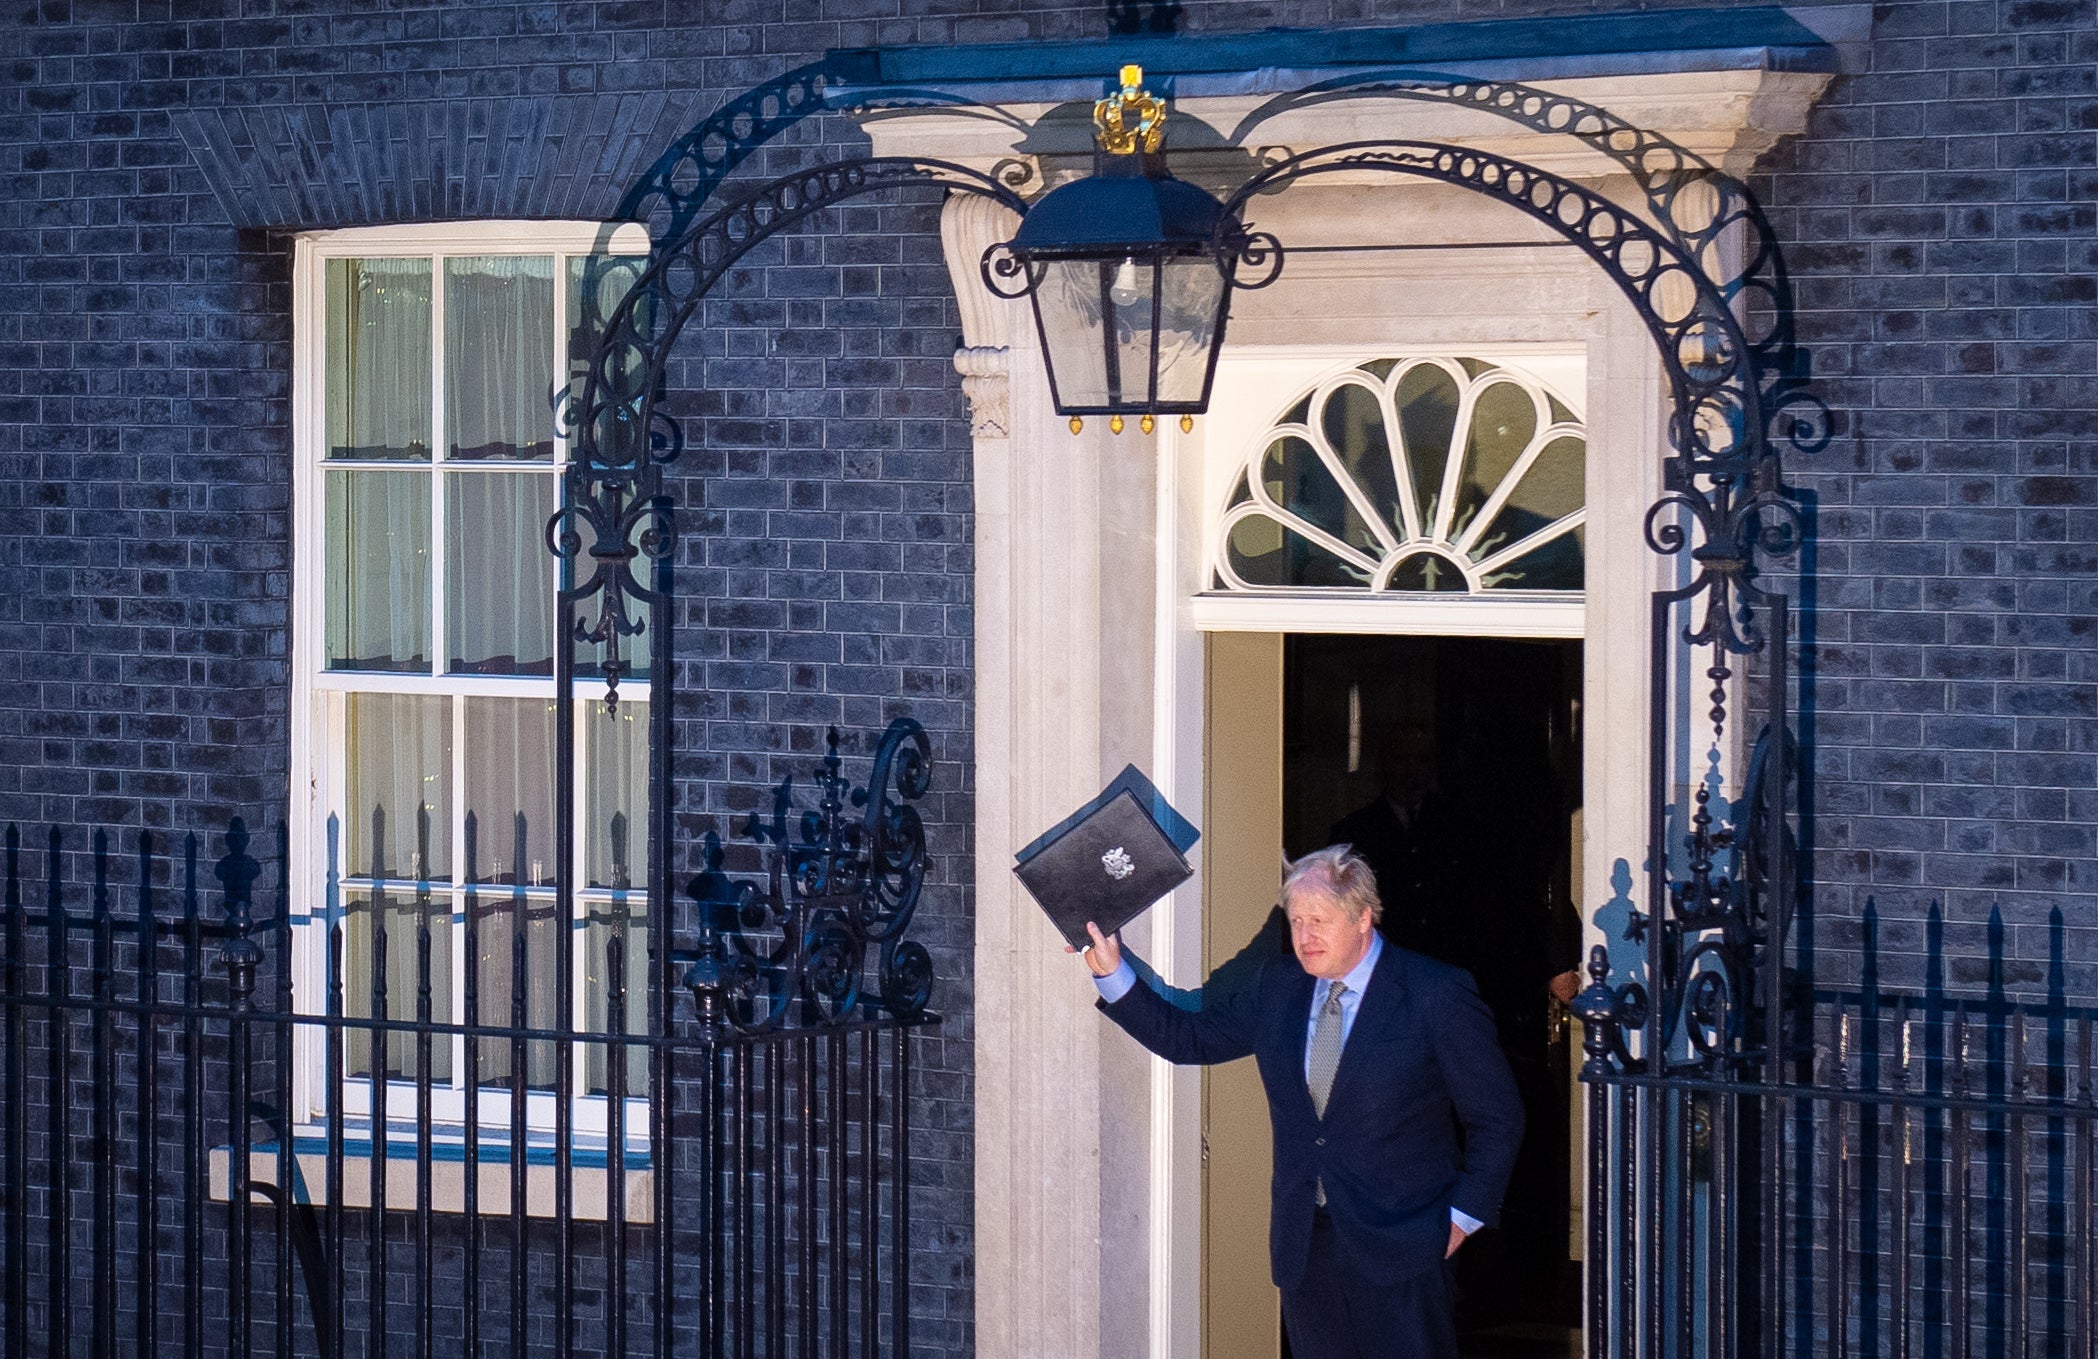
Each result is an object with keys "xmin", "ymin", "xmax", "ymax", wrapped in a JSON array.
[{"xmin": 1011, "ymin": 765, "xmax": 1199, "ymax": 951}]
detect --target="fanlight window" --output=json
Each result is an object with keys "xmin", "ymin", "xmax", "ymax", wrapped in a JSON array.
[{"xmin": 1214, "ymin": 357, "xmax": 1585, "ymax": 594}]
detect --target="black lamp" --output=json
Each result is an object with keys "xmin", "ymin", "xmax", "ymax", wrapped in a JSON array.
[{"xmin": 982, "ymin": 65, "xmax": 1278, "ymax": 435}]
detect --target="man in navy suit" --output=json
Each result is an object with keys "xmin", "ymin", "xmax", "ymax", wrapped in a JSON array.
[{"xmin": 1082, "ymin": 845, "xmax": 1523, "ymax": 1359}]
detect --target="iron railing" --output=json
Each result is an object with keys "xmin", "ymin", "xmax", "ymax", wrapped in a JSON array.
[
  {"xmin": 0, "ymin": 726, "xmax": 937, "ymax": 1358},
  {"xmin": 1582, "ymin": 914, "xmax": 2098, "ymax": 1359}
]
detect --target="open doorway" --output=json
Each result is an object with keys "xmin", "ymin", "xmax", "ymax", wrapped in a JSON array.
[
  {"xmin": 1198, "ymin": 631, "xmax": 1585, "ymax": 1359},
  {"xmin": 1284, "ymin": 634, "xmax": 1584, "ymax": 1358}
]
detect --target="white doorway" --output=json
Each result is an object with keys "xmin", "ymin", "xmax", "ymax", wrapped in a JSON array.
[{"xmin": 1155, "ymin": 337, "xmax": 1659, "ymax": 1359}]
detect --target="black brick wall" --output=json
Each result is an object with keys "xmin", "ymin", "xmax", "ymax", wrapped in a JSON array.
[
  {"xmin": 1748, "ymin": 0, "xmax": 2098, "ymax": 1003},
  {"xmin": 4, "ymin": 0, "xmax": 2097, "ymax": 1351}
]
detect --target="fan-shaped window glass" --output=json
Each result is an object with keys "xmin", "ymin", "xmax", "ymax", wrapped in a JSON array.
[{"xmin": 1214, "ymin": 357, "xmax": 1585, "ymax": 595}]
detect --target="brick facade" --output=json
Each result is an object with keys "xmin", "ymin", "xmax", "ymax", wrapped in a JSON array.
[{"xmin": 4, "ymin": 0, "xmax": 2097, "ymax": 1352}]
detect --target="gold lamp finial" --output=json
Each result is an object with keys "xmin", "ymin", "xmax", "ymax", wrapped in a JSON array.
[{"xmin": 1093, "ymin": 64, "xmax": 1166, "ymax": 156}]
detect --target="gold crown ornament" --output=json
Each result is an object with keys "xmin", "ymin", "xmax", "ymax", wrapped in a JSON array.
[{"xmin": 1093, "ymin": 65, "xmax": 1167, "ymax": 156}]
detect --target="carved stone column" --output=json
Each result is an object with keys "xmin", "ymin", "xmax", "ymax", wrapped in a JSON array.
[{"xmin": 939, "ymin": 187, "xmax": 1162, "ymax": 1359}]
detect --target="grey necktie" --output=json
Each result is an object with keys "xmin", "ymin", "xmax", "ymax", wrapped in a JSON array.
[
  {"xmin": 1309, "ymin": 982, "xmax": 1347, "ymax": 1205},
  {"xmin": 1309, "ymin": 981, "xmax": 1347, "ymax": 1117}
]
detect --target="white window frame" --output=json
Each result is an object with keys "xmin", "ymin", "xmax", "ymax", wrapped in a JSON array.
[
  {"xmin": 289, "ymin": 219, "xmax": 654, "ymax": 1147},
  {"xmin": 1187, "ymin": 344, "xmax": 1588, "ymax": 640}
]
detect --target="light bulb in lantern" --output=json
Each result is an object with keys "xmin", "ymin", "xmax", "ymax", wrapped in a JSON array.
[{"xmin": 1108, "ymin": 256, "xmax": 1143, "ymax": 308}]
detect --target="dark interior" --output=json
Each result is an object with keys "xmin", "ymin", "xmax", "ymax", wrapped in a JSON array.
[{"xmin": 1281, "ymin": 633, "xmax": 1585, "ymax": 1358}]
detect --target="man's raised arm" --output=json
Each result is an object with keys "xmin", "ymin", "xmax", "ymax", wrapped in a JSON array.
[{"xmin": 1081, "ymin": 921, "xmax": 1261, "ymax": 1066}]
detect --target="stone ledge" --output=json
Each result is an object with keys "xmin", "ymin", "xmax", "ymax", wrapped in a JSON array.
[{"xmin": 209, "ymin": 1133, "xmax": 655, "ymax": 1223}]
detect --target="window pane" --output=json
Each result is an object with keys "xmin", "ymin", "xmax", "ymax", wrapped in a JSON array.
[
  {"xmin": 467, "ymin": 888, "xmax": 560, "ymax": 1091},
  {"xmin": 462, "ymin": 697, "xmax": 557, "ymax": 886},
  {"xmin": 566, "ymin": 255, "xmax": 652, "ymax": 462},
  {"xmin": 1394, "ymin": 364, "xmax": 1460, "ymax": 528},
  {"xmin": 1032, "ymin": 260, "xmax": 1110, "ymax": 409},
  {"xmin": 325, "ymin": 470, "xmax": 431, "ymax": 671},
  {"xmin": 1260, "ymin": 434, "xmax": 1379, "ymax": 557},
  {"xmin": 1153, "ymin": 255, "xmax": 1223, "ymax": 406},
  {"xmin": 1451, "ymin": 380, "xmax": 1538, "ymax": 539},
  {"xmin": 446, "ymin": 256, "xmax": 554, "ymax": 461},
  {"xmin": 446, "ymin": 470, "xmax": 557, "ymax": 675},
  {"xmin": 1483, "ymin": 524, "xmax": 1585, "ymax": 591},
  {"xmin": 585, "ymin": 700, "xmax": 649, "ymax": 891},
  {"xmin": 326, "ymin": 258, "xmax": 432, "ymax": 461},
  {"xmin": 1319, "ymin": 381, "xmax": 1403, "ymax": 541},
  {"xmin": 584, "ymin": 898, "xmax": 648, "ymax": 1098},
  {"xmin": 1385, "ymin": 552, "xmax": 1469, "ymax": 593},
  {"xmin": 566, "ymin": 255, "xmax": 650, "ymax": 371},
  {"xmin": 345, "ymin": 693, "xmax": 451, "ymax": 881},
  {"xmin": 1226, "ymin": 515, "xmax": 1366, "ymax": 589},
  {"xmin": 1107, "ymin": 258, "xmax": 1158, "ymax": 407},
  {"xmin": 1471, "ymin": 435, "xmax": 1585, "ymax": 565},
  {"xmin": 341, "ymin": 884, "xmax": 453, "ymax": 1084}
]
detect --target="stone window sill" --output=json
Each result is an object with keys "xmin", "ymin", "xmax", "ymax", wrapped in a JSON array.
[{"xmin": 209, "ymin": 1128, "xmax": 654, "ymax": 1223}]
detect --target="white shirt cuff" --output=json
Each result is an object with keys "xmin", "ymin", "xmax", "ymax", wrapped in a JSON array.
[
  {"xmin": 1093, "ymin": 959, "xmax": 1137, "ymax": 1004},
  {"xmin": 1450, "ymin": 1207, "xmax": 1484, "ymax": 1235}
]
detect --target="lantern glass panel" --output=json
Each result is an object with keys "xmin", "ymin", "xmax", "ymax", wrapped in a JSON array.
[
  {"xmin": 1153, "ymin": 255, "xmax": 1227, "ymax": 407},
  {"xmin": 1032, "ymin": 259, "xmax": 1112, "ymax": 410},
  {"xmin": 1106, "ymin": 256, "xmax": 1158, "ymax": 407},
  {"xmin": 1026, "ymin": 249, "xmax": 1229, "ymax": 413}
]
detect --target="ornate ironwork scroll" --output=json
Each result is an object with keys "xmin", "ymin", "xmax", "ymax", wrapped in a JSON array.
[
  {"xmin": 613, "ymin": 61, "xmax": 833, "ymax": 239},
  {"xmin": 1218, "ymin": 142, "xmax": 1765, "ymax": 480},
  {"xmin": 681, "ymin": 719, "xmax": 935, "ymax": 1034},
  {"xmin": 1230, "ymin": 73, "xmax": 1829, "ymax": 475}
]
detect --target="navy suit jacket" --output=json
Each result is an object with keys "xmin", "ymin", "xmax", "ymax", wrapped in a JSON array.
[{"xmin": 1100, "ymin": 942, "xmax": 1523, "ymax": 1290}]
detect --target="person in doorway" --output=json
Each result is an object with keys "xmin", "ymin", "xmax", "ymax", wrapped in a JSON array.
[
  {"xmin": 1080, "ymin": 845, "xmax": 1523, "ymax": 1359},
  {"xmin": 1328, "ymin": 722, "xmax": 1465, "ymax": 965}
]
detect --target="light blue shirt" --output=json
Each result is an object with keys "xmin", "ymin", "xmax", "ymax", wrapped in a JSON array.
[
  {"xmin": 1092, "ymin": 929, "xmax": 1481, "ymax": 1236},
  {"xmin": 1304, "ymin": 931, "xmax": 1383, "ymax": 1083}
]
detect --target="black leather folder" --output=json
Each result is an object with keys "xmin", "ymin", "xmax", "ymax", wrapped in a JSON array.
[{"xmin": 1013, "ymin": 768, "xmax": 1198, "ymax": 950}]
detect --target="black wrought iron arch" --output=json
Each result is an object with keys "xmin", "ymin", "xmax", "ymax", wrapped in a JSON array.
[
  {"xmin": 573, "ymin": 69, "xmax": 1821, "ymax": 1075},
  {"xmin": 571, "ymin": 158, "xmax": 1026, "ymax": 481},
  {"xmin": 548, "ymin": 157, "xmax": 1026, "ymax": 1105},
  {"xmin": 612, "ymin": 61, "xmax": 1037, "ymax": 241},
  {"xmin": 1229, "ymin": 71, "xmax": 1813, "ymax": 393},
  {"xmin": 1215, "ymin": 141, "xmax": 1764, "ymax": 486},
  {"xmin": 613, "ymin": 61, "xmax": 832, "ymax": 239},
  {"xmin": 558, "ymin": 158, "xmax": 1026, "ymax": 692},
  {"xmin": 1202, "ymin": 138, "xmax": 1806, "ymax": 1078}
]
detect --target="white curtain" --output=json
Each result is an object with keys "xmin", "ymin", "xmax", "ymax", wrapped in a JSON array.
[
  {"xmin": 446, "ymin": 256, "xmax": 554, "ymax": 461},
  {"xmin": 342, "ymin": 693, "xmax": 453, "ymax": 1083},
  {"xmin": 471, "ymin": 889, "xmax": 562, "ymax": 1090},
  {"xmin": 325, "ymin": 258, "xmax": 431, "ymax": 460},
  {"xmin": 580, "ymin": 700, "xmax": 650, "ymax": 1095},
  {"xmin": 462, "ymin": 698, "xmax": 556, "ymax": 884},
  {"xmin": 325, "ymin": 470, "xmax": 431, "ymax": 670},
  {"xmin": 584, "ymin": 700, "xmax": 649, "ymax": 891},
  {"xmin": 459, "ymin": 696, "xmax": 562, "ymax": 1090},
  {"xmin": 445, "ymin": 470, "xmax": 556, "ymax": 674},
  {"xmin": 340, "ymin": 885, "xmax": 455, "ymax": 1083},
  {"xmin": 345, "ymin": 692, "xmax": 450, "ymax": 880}
]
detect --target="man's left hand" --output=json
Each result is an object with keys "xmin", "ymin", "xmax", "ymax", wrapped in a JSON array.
[{"xmin": 1446, "ymin": 1222, "xmax": 1470, "ymax": 1259}]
